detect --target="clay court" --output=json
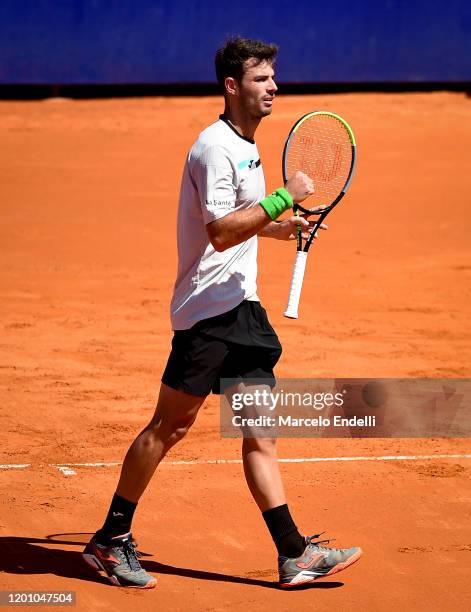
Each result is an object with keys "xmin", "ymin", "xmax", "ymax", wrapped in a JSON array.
[{"xmin": 1, "ymin": 92, "xmax": 470, "ymax": 610}]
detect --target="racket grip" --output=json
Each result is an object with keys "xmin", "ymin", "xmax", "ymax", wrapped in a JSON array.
[{"xmin": 284, "ymin": 251, "xmax": 308, "ymax": 319}]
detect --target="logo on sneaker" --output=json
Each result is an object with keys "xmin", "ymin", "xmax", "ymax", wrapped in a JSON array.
[
  {"xmin": 296, "ymin": 552, "xmax": 328, "ymax": 569},
  {"xmin": 95, "ymin": 547, "xmax": 120, "ymax": 565},
  {"xmin": 112, "ymin": 512, "xmax": 124, "ymax": 517}
]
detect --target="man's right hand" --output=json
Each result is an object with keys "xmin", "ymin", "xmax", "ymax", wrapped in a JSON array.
[{"xmin": 285, "ymin": 170, "xmax": 315, "ymax": 203}]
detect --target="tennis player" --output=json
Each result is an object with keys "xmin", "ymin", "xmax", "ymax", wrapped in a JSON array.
[{"xmin": 83, "ymin": 36, "xmax": 361, "ymax": 589}]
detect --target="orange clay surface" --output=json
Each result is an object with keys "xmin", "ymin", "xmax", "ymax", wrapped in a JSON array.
[{"xmin": 0, "ymin": 93, "xmax": 470, "ymax": 611}]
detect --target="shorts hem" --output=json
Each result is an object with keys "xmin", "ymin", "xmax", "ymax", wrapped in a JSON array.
[{"xmin": 161, "ymin": 375, "xmax": 210, "ymax": 398}]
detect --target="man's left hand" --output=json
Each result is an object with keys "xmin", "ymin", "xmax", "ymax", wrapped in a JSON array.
[{"xmin": 271, "ymin": 213, "xmax": 328, "ymax": 241}]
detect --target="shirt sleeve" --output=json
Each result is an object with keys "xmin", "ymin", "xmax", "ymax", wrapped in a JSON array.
[{"xmin": 190, "ymin": 145, "xmax": 236, "ymax": 224}]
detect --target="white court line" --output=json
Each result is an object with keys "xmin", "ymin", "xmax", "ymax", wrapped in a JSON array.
[
  {"xmin": 57, "ymin": 466, "xmax": 77, "ymax": 476},
  {"xmin": 52, "ymin": 462, "xmax": 122, "ymax": 467},
  {"xmin": 1, "ymin": 455, "xmax": 470, "ymax": 476},
  {"xmin": 52, "ymin": 462, "xmax": 121, "ymax": 476},
  {"xmin": 160, "ymin": 453, "xmax": 471, "ymax": 466},
  {"xmin": 0, "ymin": 463, "xmax": 31, "ymax": 469}
]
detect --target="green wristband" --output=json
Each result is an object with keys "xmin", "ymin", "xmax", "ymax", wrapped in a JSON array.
[{"xmin": 259, "ymin": 187, "xmax": 293, "ymax": 220}]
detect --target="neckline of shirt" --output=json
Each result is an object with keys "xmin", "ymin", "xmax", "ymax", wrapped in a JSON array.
[{"xmin": 219, "ymin": 114, "xmax": 255, "ymax": 145}]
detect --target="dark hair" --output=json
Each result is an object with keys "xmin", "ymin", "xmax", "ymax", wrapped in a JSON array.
[{"xmin": 215, "ymin": 36, "xmax": 278, "ymax": 90}]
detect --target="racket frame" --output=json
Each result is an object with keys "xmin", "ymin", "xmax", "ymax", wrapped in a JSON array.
[
  {"xmin": 282, "ymin": 111, "xmax": 356, "ymax": 318},
  {"xmin": 282, "ymin": 111, "xmax": 357, "ymax": 253}
]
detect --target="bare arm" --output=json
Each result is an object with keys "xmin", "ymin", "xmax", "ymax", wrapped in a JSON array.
[
  {"xmin": 207, "ymin": 205, "xmax": 270, "ymax": 252},
  {"xmin": 206, "ymin": 171, "xmax": 315, "ymax": 252}
]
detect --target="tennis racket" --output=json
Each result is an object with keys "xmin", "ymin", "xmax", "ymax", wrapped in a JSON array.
[{"xmin": 283, "ymin": 111, "xmax": 356, "ymax": 319}]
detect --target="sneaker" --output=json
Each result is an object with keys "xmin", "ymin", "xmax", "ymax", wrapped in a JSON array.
[
  {"xmin": 279, "ymin": 533, "xmax": 362, "ymax": 588},
  {"xmin": 83, "ymin": 532, "xmax": 157, "ymax": 588}
]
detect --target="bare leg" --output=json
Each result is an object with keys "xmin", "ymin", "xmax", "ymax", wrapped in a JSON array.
[
  {"xmin": 242, "ymin": 436, "xmax": 286, "ymax": 512},
  {"xmin": 115, "ymin": 383, "xmax": 206, "ymax": 503},
  {"xmin": 225, "ymin": 382, "xmax": 286, "ymax": 512}
]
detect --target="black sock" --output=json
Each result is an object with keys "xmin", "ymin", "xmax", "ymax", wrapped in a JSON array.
[
  {"xmin": 262, "ymin": 503, "xmax": 306, "ymax": 558},
  {"xmin": 95, "ymin": 493, "xmax": 137, "ymax": 544}
]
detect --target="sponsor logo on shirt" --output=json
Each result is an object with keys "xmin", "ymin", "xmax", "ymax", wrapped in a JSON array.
[
  {"xmin": 238, "ymin": 158, "xmax": 261, "ymax": 171},
  {"xmin": 206, "ymin": 199, "xmax": 234, "ymax": 209}
]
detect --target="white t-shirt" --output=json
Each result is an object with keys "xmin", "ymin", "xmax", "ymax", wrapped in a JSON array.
[{"xmin": 170, "ymin": 115, "xmax": 265, "ymax": 330}]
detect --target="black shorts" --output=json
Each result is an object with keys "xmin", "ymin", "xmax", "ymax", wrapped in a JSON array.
[{"xmin": 162, "ymin": 300, "xmax": 282, "ymax": 397}]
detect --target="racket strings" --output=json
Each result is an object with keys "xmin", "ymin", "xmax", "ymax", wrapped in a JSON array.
[{"xmin": 286, "ymin": 116, "xmax": 353, "ymax": 207}]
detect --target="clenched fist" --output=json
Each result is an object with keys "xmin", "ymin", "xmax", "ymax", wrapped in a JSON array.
[{"xmin": 284, "ymin": 171, "xmax": 315, "ymax": 203}]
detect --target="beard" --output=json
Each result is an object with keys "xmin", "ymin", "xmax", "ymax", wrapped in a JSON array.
[
  {"xmin": 244, "ymin": 99, "xmax": 273, "ymax": 119},
  {"xmin": 259, "ymin": 105, "xmax": 273, "ymax": 117}
]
